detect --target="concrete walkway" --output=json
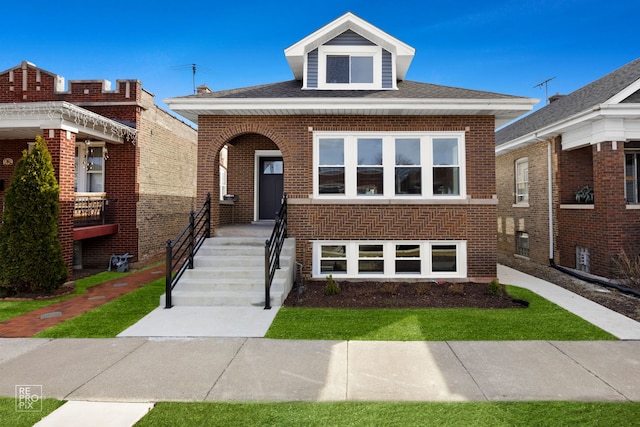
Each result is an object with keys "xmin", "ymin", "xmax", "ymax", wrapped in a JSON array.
[{"xmin": 1, "ymin": 264, "xmax": 639, "ymax": 426}]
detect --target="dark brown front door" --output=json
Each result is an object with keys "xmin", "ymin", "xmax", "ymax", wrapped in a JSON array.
[{"xmin": 258, "ymin": 157, "xmax": 283, "ymax": 220}]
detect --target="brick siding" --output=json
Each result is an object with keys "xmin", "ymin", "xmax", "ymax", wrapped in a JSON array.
[{"xmin": 197, "ymin": 114, "xmax": 497, "ymax": 281}]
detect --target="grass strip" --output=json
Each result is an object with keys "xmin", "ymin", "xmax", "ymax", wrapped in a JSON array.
[
  {"xmin": 0, "ymin": 271, "xmax": 129, "ymax": 322},
  {"xmin": 135, "ymin": 401, "xmax": 640, "ymax": 427},
  {"xmin": 0, "ymin": 397, "xmax": 64, "ymax": 427},
  {"xmin": 34, "ymin": 278, "xmax": 165, "ymax": 338},
  {"xmin": 265, "ymin": 286, "xmax": 615, "ymax": 341}
]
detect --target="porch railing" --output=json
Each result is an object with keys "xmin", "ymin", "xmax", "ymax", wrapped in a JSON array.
[
  {"xmin": 264, "ymin": 194, "xmax": 287, "ymax": 310},
  {"xmin": 164, "ymin": 193, "xmax": 211, "ymax": 309},
  {"xmin": 74, "ymin": 197, "xmax": 107, "ymax": 226}
]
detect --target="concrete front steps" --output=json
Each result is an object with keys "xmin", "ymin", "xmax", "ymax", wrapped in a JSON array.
[{"xmin": 160, "ymin": 237, "xmax": 296, "ymax": 308}]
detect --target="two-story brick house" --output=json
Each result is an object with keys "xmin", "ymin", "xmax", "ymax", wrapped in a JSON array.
[
  {"xmin": 166, "ymin": 13, "xmax": 536, "ymax": 283},
  {"xmin": 496, "ymin": 57, "xmax": 640, "ymax": 280},
  {"xmin": 0, "ymin": 61, "xmax": 197, "ymax": 276}
]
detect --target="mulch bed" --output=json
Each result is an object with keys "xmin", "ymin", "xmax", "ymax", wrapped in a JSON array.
[{"xmin": 284, "ymin": 280, "xmax": 529, "ymax": 309}]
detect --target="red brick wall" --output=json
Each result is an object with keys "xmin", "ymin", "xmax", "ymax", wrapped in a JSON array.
[
  {"xmin": 1, "ymin": 62, "xmax": 198, "ymax": 270},
  {"xmin": 197, "ymin": 115, "xmax": 497, "ymax": 281},
  {"xmin": 499, "ymin": 137, "xmax": 640, "ymax": 279}
]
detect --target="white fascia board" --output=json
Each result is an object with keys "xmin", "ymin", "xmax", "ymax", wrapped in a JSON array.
[
  {"xmin": 496, "ymin": 103, "xmax": 640, "ymax": 154},
  {"xmin": 606, "ymin": 78, "xmax": 640, "ymax": 104},
  {"xmin": 166, "ymin": 96, "xmax": 537, "ymax": 117}
]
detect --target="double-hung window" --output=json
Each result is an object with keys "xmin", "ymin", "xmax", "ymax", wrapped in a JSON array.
[
  {"xmin": 625, "ymin": 151, "xmax": 640, "ymax": 204},
  {"xmin": 515, "ymin": 158, "xmax": 529, "ymax": 204},
  {"xmin": 75, "ymin": 142, "xmax": 106, "ymax": 193},
  {"xmin": 314, "ymin": 132, "xmax": 465, "ymax": 199}
]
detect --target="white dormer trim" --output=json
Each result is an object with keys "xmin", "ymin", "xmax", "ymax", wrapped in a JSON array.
[{"xmin": 284, "ymin": 12, "xmax": 415, "ymax": 81}]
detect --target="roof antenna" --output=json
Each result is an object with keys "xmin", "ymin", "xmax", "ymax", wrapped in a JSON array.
[
  {"xmin": 534, "ymin": 77, "xmax": 556, "ymax": 104},
  {"xmin": 191, "ymin": 63, "xmax": 197, "ymax": 94},
  {"xmin": 171, "ymin": 63, "xmax": 207, "ymax": 94}
]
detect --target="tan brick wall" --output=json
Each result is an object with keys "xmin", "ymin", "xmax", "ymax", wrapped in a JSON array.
[
  {"xmin": 136, "ymin": 92, "xmax": 198, "ymax": 264},
  {"xmin": 496, "ymin": 139, "xmax": 552, "ymax": 266},
  {"xmin": 197, "ymin": 114, "xmax": 497, "ymax": 281}
]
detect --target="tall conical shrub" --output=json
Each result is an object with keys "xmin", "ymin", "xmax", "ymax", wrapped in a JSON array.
[{"xmin": 0, "ymin": 136, "xmax": 68, "ymax": 294}]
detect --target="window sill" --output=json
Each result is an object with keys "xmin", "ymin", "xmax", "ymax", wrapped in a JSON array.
[
  {"xmin": 512, "ymin": 203, "xmax": 529, "ymax": 208},
  {"xmin": 626, "ymin": 204, "xmax": 640, "ymax": 210},
  {"xmin": 560, "ymin": 204, "xmax": 594, "ymax": 210}
]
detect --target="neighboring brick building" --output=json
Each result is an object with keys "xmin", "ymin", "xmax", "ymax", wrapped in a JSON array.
[
  {"xmin": 166, "ymin": 13, "xmax": 535, "ymax": 283},
  {"xmin": 496, "ymin": 58, "xmax": 640, "ymax": 279},
  {"xmin": 0, "ymin": 61, "xmax": 197, "ymax": 276}
]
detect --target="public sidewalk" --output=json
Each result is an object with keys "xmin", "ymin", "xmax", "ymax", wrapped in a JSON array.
[
  {"xmin": 0, "ymin": 266, "xmax": 165, "ymax": 338},
  {"xmin": 0, "ymin": 264, "xmax": 639, "ymax": 426}
]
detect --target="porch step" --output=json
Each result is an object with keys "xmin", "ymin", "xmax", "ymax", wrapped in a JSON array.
[{"xmin": 160, "ymin": 237, "xmax": 296, "ymax": 308}]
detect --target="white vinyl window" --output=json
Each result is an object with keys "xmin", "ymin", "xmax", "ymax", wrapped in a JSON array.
[
  {"xmin": 313, "ymin": 132, "xmax": 466, "ymax": 199},
  {"xmin": 75, "ymin": 142, "xmax": 106, "ymax": 193},
  {"xmin": 313, "ymin": 240, "xmax": 467, "ymax": 279},
  {"xmin": 515, "ymin": 157, "xmax": 529, "ymax": 204},
  {"xmin": 317, "ymin": 45, "xmax": 381, "ymax": 89}
]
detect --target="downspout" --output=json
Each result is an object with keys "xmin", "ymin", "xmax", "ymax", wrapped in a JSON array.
[{"xmin": 548, "ymin": 140, "xmax": 554, "ymax": 264}]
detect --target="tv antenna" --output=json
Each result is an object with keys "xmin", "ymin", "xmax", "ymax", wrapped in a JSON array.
[
  {"xmin": 171, "ymin": 63, "xmax": 211, "ymax": 94},
  {"xmin": 534, "ymin": 77, "xmax": 556, "ymax": 104}
]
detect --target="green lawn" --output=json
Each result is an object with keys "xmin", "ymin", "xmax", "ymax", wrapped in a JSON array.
[
  {"xmin": 0, "ymin": 271, "xmax": 128, "ymax": 322},
  {"xmin": 265, "ymin": 286, "xmax": 615, "ymax": 341},
  {"xmin": 135, "ymin": 401, "xmax": 640, "ymax": 427},
  {"xmin": 0, "ymin": 397, "xmax": 64, "ymax": 427},
  {"xmin": 34, "ymin": 278, "xmax": 165, "ymax": 338}
]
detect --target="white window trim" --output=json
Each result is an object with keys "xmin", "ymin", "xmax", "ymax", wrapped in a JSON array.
[
  {"xmin": 75, "ymin": 141, "xmax": 106, "ymax": 194},
  {"xmin": 312, "ymin": 240, "xmax": 467, "ymax": 279},
  {"xmin": 317, "ymin": 45, "xmax": 382, "ymax": 90},
  {"xmin": 313, "ymin": 131, "xmax": 466, "ymax": 200},
  {"xmin": 515, "ymin": 157, "xmax": 529, "ymax": 205}
]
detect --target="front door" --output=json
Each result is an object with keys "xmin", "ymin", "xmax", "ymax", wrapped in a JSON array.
[{"xmin": 258, "ymin": 157, "xmax": 284, "ymax": 220}]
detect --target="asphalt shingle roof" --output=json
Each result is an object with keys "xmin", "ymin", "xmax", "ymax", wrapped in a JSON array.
[
  {"xmin": 176, "ymin": 79, "xmax": 523, "ymax": 100},
  {"xmin": 496, "ymin": 57, "xmax": 640, "ymax": 146}
]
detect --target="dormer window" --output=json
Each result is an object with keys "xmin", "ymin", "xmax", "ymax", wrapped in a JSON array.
[
  {"xmin": 317, "ymin": 45, "xmax": 382, "ymax": 89},
  {"xmin": 327, "ymin": 55, "xmax": 373, "ymax": 84}
]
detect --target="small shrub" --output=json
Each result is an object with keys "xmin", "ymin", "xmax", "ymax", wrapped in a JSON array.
[
  {"xmin": 487, "ymin": 279, "xmax": 505, "ymax": 296},
  {"xmin": 447, "ymin": 283, "xmax": 465, "ymax": 295},
  {"xmin": 415, "ymin": 282, "xmax": 431, "ymax": 295},
  {"xmin": 324, "ymin": 274, "xmax": 340, "ymax": 295},
  {"xmin": 612, "ymin": 249, "xmax": 640, "ymax": 291}
]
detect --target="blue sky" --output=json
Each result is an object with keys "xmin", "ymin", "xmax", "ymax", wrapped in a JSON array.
[{"xmin": 2, "ymin": 0, "xmax": 638, "ymax": 124}]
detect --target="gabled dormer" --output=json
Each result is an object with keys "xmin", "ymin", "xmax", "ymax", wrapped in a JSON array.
[{"xmin": 284, "ymin": 12, "xmax": 415, "ymax": 90}]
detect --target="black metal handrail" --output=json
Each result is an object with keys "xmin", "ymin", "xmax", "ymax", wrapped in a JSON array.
[
  {"xmin": 264, "ymin": 194, "xmax": 287, "ymax": 310},
  {"xmin": 165, "ymin": 193, "xmax": 211, "ymax": 309}
]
